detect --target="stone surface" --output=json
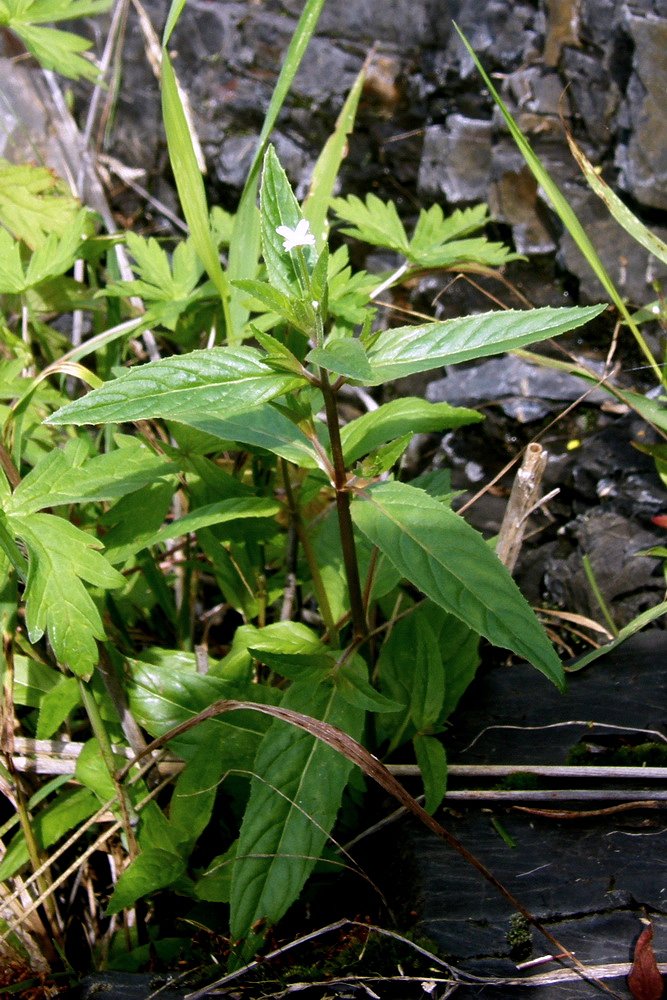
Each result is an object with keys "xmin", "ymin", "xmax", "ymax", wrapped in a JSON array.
[{"xmin": 399, "ymin": 632, "xmax": 667, "ymax": 997}]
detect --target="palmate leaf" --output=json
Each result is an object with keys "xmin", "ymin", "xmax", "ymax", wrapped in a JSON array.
[
  {"xmin": 229, "ymin": 677, "xmax": 365, "ymax": 954},
  {"xmin": 331, "ymin": 193, "xmax": 410, "ymax": 255},
  {"xmin": 12, "ymin": 513, "xmax": 125, "ymax": 678},
  {"xmin": 0, "ymin": 160, "xmax": 81, "ymax": 250},
  {"xmin": 47, "ymin": 347, "xmax": 305, "ymax": 427},
  {"xmin": 1, "ymin": 2, "xmax": 113, "ymax": 82},
  {"xmin": 365, "ymin": 305, "xmax": 606, "ymax": 384},
  {"xmin": 7, "ymin": 437, "xmax": 175, "ymax": 515},
  {"xmin": 352, "ymin": 481, "xmax": 563, "ymax": 687}
]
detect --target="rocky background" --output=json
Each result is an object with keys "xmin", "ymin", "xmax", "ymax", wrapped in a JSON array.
[{"xmin": 112, "ymin": 0, "xmax": 667, "ymax": 305}]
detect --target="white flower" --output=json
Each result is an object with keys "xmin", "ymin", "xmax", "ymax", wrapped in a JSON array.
[{"xmin": 276, "ymin": 219, "xmax": 316, "ymax": 252}]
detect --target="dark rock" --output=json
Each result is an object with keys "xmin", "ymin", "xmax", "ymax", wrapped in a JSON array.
[
  {"xmin": 543, "ymin": 509, "xmax": 664, "ymax": 624},
  {"xmin": 418, "ymin": 116, "xmax": 493, "ymax": 204},
  {"xmin": 397, "ymin": 632, "xmax": 667, "ymax": 997},
  {"xmin": 615, "ymin": 8, "xmax": 667, "ymax": 210},
  {"xmin": 426, "ymin": 355, "xmax": 610, "ymax": 421}
]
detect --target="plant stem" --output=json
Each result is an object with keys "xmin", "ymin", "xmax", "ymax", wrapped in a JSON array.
[
  {"xmin": 319, "ymin": 370, "xmax": 367, "ymax": 641},
  {"xmin": 280, "ymin": 459, "xmax": 338, "ymax": 644},
  {"xmin": 79, "ymin": 678, "xmax": 138, "ymax": 858}
]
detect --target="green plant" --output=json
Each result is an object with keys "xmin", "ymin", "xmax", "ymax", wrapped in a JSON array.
[{"xmin": 0, "ymin": 0, "xmax": 609, "ymax": 975}]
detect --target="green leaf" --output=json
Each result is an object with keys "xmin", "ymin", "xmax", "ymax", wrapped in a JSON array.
[
  {"xmin": 194, "ymin": 842, "xmax": 237, "ymax": 903},
  {"xmin": 354, "ymin": 434, "xmax": 413, "ymax": 478},
  {"xmin": 75, "ymin": 737, "xmax": 118, "ymax": 803},
  {"xmin": 152, "ymin": 497, "xmax": 280, "ymax": 546},
  {"xmin": 0, "ymin": 159, "xmax": 81, "ymax": 249},
  {"xmin": 311, "ymin": 506, "xmax": 401, "ymax": 624},
  {"xmin": 10, "ymin": 21, "xmax": 105, "ymax": 82},
  {"xmin": 227, "ymin": 0, "xmax": 328, "ymax": 334},
  {"xmin": 106, "ymin": 848, "xmax": 186, "ymax": 915},
  {"xmin": 169, "ymin": 728, "xmax": 230, "ymax": 851},
  {"xmin": 36, "ymin": 674, "xmax": 80, "ymax": 738},
  {"xmin": 303, "ymin": 67, "xmax": 365, "ymax": 250},
  {"xmin": 411, "ymin": 236, "xmax": 520, "ymax": 270},
  {"xmin": 229, "ymin": 677, "xmax": 364, "ymax": 946},
  {"xmin": 47, "ymin": 347, "xmax": 305, "ymax": 427},
  {"xmin": 341, "ymin": 397, "xmax": 482, "ymax": 465},
  {"xmin": 247, "ymin": 621, "xmax": 334, "ymax": 680},
  {"xmin": 160, "ymin": 51, "xmax": 231, "ymax": 330},
  {"xmin": 7, "ymin": 437, "xmax": 174, "ymax": 515},
  {"xmin": 567, "ymin": 600, "xmax": 667, "ymax": 672},
  {"xmin": 335, "ymin": 655, "xmax": 402, "ymax": 714},
  {"xmin": 14, "ymin": 513, "xmax": 125, "ymax": 678},
  {"xmin": 413, "ymin": 734, "xmax": 447, "ymax": 815},
  {"xmin": 407, "ymin": 614, "xmax": 446, "ymax": 733},
  {"xmin": 176, "ymin": 404, "xmax": 323, "ymax": 469},
  {"xmin": 365, "ymin": 306, "xmax": 606, "ymax": 384},
  {"xmin": 260, "ymin": 146, "xmax": 315, "ymax": 298},
  {"xmin": 233, "ymin": 278, "xmax": 316, "ymax": 335},
  {"xmin": 455, "ymin": 24, "xmax": 664, "ymax": 388},
  {"xmin": 307, "ymin": 338, "xmax": 373, "ymax": 381},
  {"xmin": 410, "ymin": 203, "xmax": 490, "ymax": 252},
  {"xmin": 6, "ymin": 655, "xmax": 59, "ymax": 708},
  {"xmin": 126, "ymin": 660, "xmax": 268, "ymax": 765},
  {"xmin": 331, "ymin": 193, "xmax": 410, "ymax": 255},
  {"xmin": 101, "ymin": 480, "xmax": 176, "ymax": 565},
  {"xmin": 0, "ymin": 787, "xmax": 99, "ymax": 881},
  {"xmin": 352, "ymin": 482, "xmax": 563, "ymax": 688}
]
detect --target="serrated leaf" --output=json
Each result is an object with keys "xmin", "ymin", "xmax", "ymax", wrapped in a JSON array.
[
  {"xmin": 7, "ymin": 437, "xmax": 175, "ymax": 515},
  {"xmin": 340, "ymin": 397, "xmax": 482, "ymax": 464},
  {"xmin": 352, "ymin": 481, "xmax": 563, "ymax": 688},
  {"xmin": 233, "ymin": 278, "xmax": 316, "ymax": 334},
  {"xmin": 126, "ymin": 660, "xmax": 269, "ymax": 764},
  {"xmin": 307, "ymin": 337, "xmax": 372, "ymax": 381},
  {"xmin": 247, "ymin": 621, "xmax": 334, "ymax": 679},
  {"xmin": 365, "ymin": 306, "xmax": 606, "ymax": 384},
  {"xmin": 355, "ymin": 434, "xmax": 412, "ymax": 478},
  {"xmin": 176, "ymin": 404, "xmax": 323, "ymax": 469},
  {"xmin": 229, "ymin": 677, "xmax": 364, "ymax": 946},
  {"xmin": 47, "ymin": 347, "xmax": 305, "ymax": 426},
  {"xmin": 10, "ymin": 21, "xmax": 103, "ymax": 81},
  {"xmin": 106, "ymin": 848, "xmax": 186, "ymax": 915},
  {"xmin": 411, "ymin": 237, "xmax": 521, "ymax": 270},
  {"xmin": 413, "ymin": 734, "xmax": 447, "ymax": 815},
  {"xmin": 410, "ymin": 203, "xmax": 489, "ymax": 253},
  {"xmin": 260, "ymin": 146, "xmax": 315, "ymax": 298},
  {"xmin": 12, "ymin": 513, "xmax": 125, "ymax": 678},
  {"xmin": 152, "ymin": 496, "xmax": 280, "ymax": 547},
  {"xmin": 0, "ymin": 159, "xmax": 81, "ymax": 249},
  {"xmin": 331, "ymin": 193, "xmax": 410, "ymax": 254},
  {"xmin": 335, "ymin": 655, "xmax": 402, "ymax": 713}
]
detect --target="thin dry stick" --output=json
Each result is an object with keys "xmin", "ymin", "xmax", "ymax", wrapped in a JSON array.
[
  {"xmin": 119, "ymin": 701, "xmax": 624, "ymax": 1000},
  {"xmin": 496, "ymin": 442, "xmax": 548, "ymax": 572}
]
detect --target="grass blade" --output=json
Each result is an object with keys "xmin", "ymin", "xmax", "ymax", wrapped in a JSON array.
[
  {"xmin": 454, "ymin": 24, "xmax": 664, "ymax": 389},
  {"xmin": 228, "ymin": 0, "xmax": 329, "ymax": 335}
]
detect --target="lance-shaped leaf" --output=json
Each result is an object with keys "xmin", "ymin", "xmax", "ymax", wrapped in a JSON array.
[
  {"xmin": 261, "ymin": 146, "xmax": 315, "ymax": 298},
  {"xmin": 307, "ymin": 338, "xmax": 373, "ymax": 382},
  {"xmin": 176, "ymin": 404, "xmax": 323, "ymax": 469},
  {"xmin": 13, "ymin": 513, "xmax": 125, "ymax": 679},
  {"xmin": 229, "ymin": 677, "xmax": 364, "ymax": 949},
  {"xmin": 351, "ymin": 481, "xmax": 563, "ymax": 687},
  {"xmin": 47, "ymin": 347, "xmax": 304, "ymax": 426},
  {"xmin": 365, "ymin": 305, "xmax": 606, "ymax": 384},
  {"xmin": 340, "ymin": 397, "xmax": 482, "ymax": 464}
]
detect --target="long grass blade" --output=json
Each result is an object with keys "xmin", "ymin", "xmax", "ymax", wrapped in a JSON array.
[
  {"xmin": 454, "ymin": 24, "xmax": 664, "ymax": 389},
  {"xmin": 228, "ymin": 0, "xmax": 329, "ymax": 336},
  {"xmin": 303, "ymin": 66, "xmax": 365, "ymax": 249}
]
